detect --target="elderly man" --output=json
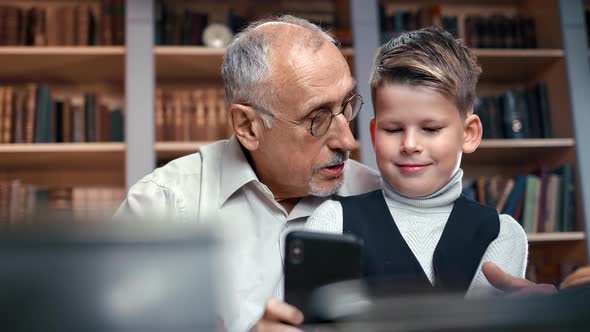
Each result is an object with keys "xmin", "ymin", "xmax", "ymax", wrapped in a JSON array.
[{"xmin": 116, "ymin": 15, "xmax": 380, "ymax": 331}]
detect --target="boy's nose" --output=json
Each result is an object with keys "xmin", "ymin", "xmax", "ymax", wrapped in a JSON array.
[{"xmin": 400, "ymin": 132, "xmax": 422, "ymax": 154}]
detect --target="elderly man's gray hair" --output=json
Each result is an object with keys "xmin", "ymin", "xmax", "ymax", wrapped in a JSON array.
[{"xmin": 222, "ymin": 15, "xmax": 336, "ymax": 128}]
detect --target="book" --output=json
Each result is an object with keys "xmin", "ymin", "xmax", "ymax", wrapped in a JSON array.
[
  {"xmin": 12, "ymin": 89, "xmax": 26, "ymax": 143},
  {"xmin": 502, "ymin": 175, "xmax": 527, "ymax": 219},
  {"xmin": 54, "ymin": 100, "xmax": 64, "ymax": 143},
  {"xmin": 554, "ymin": 164, "xmax": 575, "ymax": 232},
  {"xmin": 34, "ymin": 85, "xmax": 52, "ymax": 143},
  {"xmin": 544, "ymin": 174, "xmax": 560, "ymax": 232},
  {"xmin": 495, "ymin": 178, "xmax": 514, "ymax": 213},
  {"xmin": 535, "ymin": 83, "xmax": 552, "ymax": 138},
  {"xmin": 62, "ymin": 99, "xmax": 72, "ymax": 143},
  {"xmin": 84, "ymin": 94, "xmax": 96, "ymax": 142},
  {"xmin": 522, "ymin": 175, "xmax": 540, "ymax": 233},
  {"xmin": 0, "ymin": 87, "xmax": 5, "ymax": 144},
  {"xmin": 500, "ymin": 90, "xmax": 529, "ymax": 139},
  {"xmin": 110, "ymin": 109, "xmax": 124, "ymax": 142},
  {"xmin": 536, "ymin": 170, "xmax": 549, "ymax": 232},
  {"xmin": 24, "ymin": 84, "xmax": 37, "ymax": 143}
]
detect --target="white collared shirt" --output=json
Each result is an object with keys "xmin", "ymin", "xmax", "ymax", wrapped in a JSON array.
[{"xmin": 114, "ymin": 136, "xmax": 380, "ymax": 332}]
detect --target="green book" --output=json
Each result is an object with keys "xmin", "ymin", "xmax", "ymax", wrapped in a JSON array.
[
  {"xmin": 33, "ymin": 85, "xmax": 52, "ymax": 143},
  {"xmin": 109, "ymin": 109, "xmax": 124, "ymax": 142},
  {"xmin": 522, "ymin": 175, "xmax": 540, "ymax": 234}
]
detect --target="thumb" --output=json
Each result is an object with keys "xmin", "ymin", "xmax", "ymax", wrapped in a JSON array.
[{"xmin": 482, "ymin": 262, "xmax": 534, "ymax": 291}]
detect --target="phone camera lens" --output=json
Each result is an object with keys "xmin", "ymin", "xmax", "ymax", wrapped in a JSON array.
[{"xmin": 290, "ymin": 239, "xmax": 304, "ymax": 264}]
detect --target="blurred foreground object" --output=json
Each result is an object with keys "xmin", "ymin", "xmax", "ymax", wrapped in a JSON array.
[
  {"xmin": 308, "ymin": 279, "xmax": 590, "ymax": 332},
  {"xmin": 0, "ymin": 221, "xmax": 218, "ymax": 332}
]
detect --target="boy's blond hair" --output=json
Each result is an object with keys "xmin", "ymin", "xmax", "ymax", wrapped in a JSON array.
[{"xmin": 370, "ymin": 27, "xmax": 482, "ymax": 117}]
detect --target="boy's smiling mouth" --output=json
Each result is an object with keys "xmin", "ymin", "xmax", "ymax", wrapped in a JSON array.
[{"xmin": 395, "ymin": 163, "xmax": 432, "ymax": 174}]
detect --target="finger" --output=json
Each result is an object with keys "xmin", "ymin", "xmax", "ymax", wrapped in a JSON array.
[
  {"xmin": 482, "ymin": 262, "xmax": 534, "ymax": 291},
  {"xmin": 560, "ymin": 266, "xmax": 590, "ymax": 289},
  {"xmin": 561, "ymin": 276, "xmax": 590, "ymax": 289},
  {"xmin": 506, "ymin": 283, "xmax": 557, "ymax": 297},
  {"xmin": 263, "ymin": 299, "xmax": 304, "ymax": 326}
]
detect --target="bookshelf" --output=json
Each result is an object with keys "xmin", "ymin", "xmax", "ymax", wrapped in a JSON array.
[{"xmin": 0, "ymin": 0, "xmax": 127, "ymax": 220}]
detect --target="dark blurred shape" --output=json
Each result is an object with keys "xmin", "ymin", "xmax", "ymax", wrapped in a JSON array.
[
  {"xmin": 284, "ymin": 231, "xmax": 362, "ymax": 324},
  {"xmin": 308, "ymin": 279, "xmax": 590, "ymax": 331},
  {"xmin": 0, "ymin": 221, "xmax": 218, "ymax": 332}
]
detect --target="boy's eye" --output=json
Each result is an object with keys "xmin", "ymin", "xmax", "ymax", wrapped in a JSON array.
[
  {"xmin": 384, "ymin": 128, "xmax": 402, "ymax": 133},
  {"xmin": 423, "ymin": 127, "xmax": 442, "ymax": 133}
]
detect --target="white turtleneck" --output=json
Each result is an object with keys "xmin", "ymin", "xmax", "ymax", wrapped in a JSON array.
[{"xmin": 305, "ymin": 169, "xmax": 528, "ymax": 297}]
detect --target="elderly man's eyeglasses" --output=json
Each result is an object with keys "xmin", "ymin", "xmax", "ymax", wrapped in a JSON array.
[{"xmin": 260, "ymin": 94, "xmax": 364, "ymax": 137}]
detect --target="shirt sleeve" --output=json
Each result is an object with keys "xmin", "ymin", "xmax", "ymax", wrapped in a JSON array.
[
  {"xmin": 466, "ymin": 214, "xmax": 528, "ymax": 297},
  {"xmin": 113, "ymin": 174, "xmax": 184, "ymax": 222},
  {"xmin": 304, "ymin": 199, "xmax": 344, "ymax": 234}
]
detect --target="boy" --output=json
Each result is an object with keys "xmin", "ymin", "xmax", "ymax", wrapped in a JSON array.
[{"xmin": 306, "ymin": 28, "xmax": 527, "ymax": 296}]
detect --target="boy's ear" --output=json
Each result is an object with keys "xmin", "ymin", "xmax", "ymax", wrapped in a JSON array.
[
  {"xmin": 463, "ymin": 113, "xmax": 482, "ymax": 154},
  {"xmin": 230, "ymin": 103, "xmax": 263, "ymax": 151},
  {"xmin": 369, "ymin": 117, "xmax": 377, "ymax": 151}
]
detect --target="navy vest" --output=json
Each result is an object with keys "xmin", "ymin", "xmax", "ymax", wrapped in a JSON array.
[{"xmin": 335, "ymin": 190, "xmax": 500, "ymax": 294}]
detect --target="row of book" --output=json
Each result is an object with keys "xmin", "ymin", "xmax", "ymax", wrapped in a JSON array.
[
  {"xmin": 0, "ymin": 180, "xmax": 125, "ymax": 224},
  {"xmin": 379, "ymin": 4, "xmax": 537, "ymax": 49},
  {"xmin": 0, "ymin": 0, "xmax": 124, "ymax": 46},
  {"xmin": 155, "ymin": 0, "xmax": 210, "ymax": 46},
  {"xmin": 156, "ymin": 88, "xmax": 232, "ymax": 142},
  {"xmin": 379, "ymin": 5, "xmax": 460, "ymax": 42},
  {"xmin": 279, "ymin": 0, "xmax": 353, "ymax": 46},
  {"xmin": 475, "ymin": 82, "xmax": 552, "ymax": 139},
  {"xmin": 0, "ymin": 85, "xmax": 124, "ymax": 144},
  {"xmin": 464, "ymin": 15, "xmax": 536, "ymax": 49},
  {"xmin": 463, "ymin": 164, "xmax": 576, "ymax": 234},
  {"xmin": 154, "ymin": 0, "xmax": 351, "ymax": 47}
]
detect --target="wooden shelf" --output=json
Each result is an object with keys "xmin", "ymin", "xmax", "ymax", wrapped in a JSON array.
[
  {"xmin": 527, "ymin": 232, "xmax": 586, "ymax": 242},
  {"xmin": 0, "ymin": 47, "xmax": 125, "ymax": 83},
  {"xmin": 473, "ymin": 49, "xmax": 564, "ymax": 82},
  {"xmin": 155, "ymin": 46, "xmax": 355, "ymax": 83},
  {"xmin": 156, "ymin": 141, "xmax": 208, "ymax": 160},
  {"xmin": 463, "ymin": 138, "xmax": 575, "ymax": 166},
  {"xmin": 0, "ymin": 143, "xmax": 125, "ymax": 169}
]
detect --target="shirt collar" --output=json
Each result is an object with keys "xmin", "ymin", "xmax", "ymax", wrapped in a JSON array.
[
  {"xmin": 287, "ymin": 195, "xmax": 326, "ymax": 221},
  {"xmin": 219, "ymin": 136, "xmax": 260, "ymax": 206}
]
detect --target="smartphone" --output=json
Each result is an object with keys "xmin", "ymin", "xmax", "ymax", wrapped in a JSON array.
[{"xmin": 283, "ymin": 230, "xmax": 363, "ymax": 324}]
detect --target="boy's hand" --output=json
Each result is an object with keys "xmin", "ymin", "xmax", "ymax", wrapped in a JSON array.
[
  {"xmin": 252, "ymin": 299, "xmax": 304, "ymax": 332},
  {"xmin": 560, "ymin": 265, "xmax": 590, "ymax": 289},
  {"xmin": 482, "ymin": 262, "xmax": 557, "ymax": 296}
]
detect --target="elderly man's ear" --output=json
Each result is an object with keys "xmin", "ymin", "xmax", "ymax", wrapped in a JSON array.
[{"xmin": 230, "ymin": 104, "xmax": 263, "ymax": 151}]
